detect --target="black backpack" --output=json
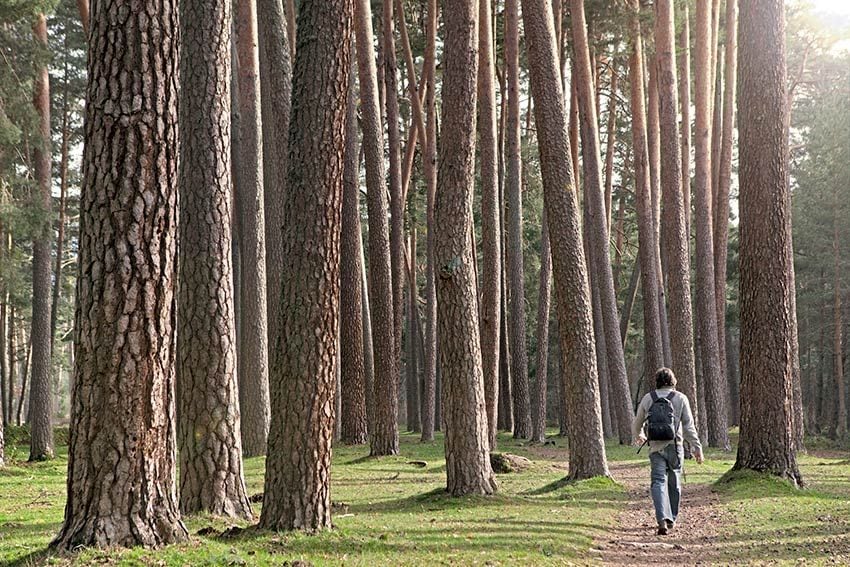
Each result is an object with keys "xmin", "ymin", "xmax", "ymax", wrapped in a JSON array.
[{"xmin": 646, "ymin": 391, "xmax": 678, "ymax": 441}]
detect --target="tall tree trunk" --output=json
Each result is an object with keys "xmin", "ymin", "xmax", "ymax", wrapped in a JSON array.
[
  {"xmin": 354, "ymin": 0, "xmax": 399, "ymax": 456},
  {"xmin": 406, "ymin": 230, "xmax": 421, "ymax": 433},
  {"xmin": 383, "ymin": 0, "xmax": 405, "ymax": 384},
  {"xmin": 258, "ymin": 0, "xmax": 292, "ymax": 366},
  {"xmin": 76, "ymin": 0, "xmax": 89, "ymax": 35},
  {"xmin": 505, "ymin": 0, "xmax": 531, "ymax": 440},
  {"xmin": 532, "ymin": 215, "xmax": 552, "ymax": 443},
  {"xmin": 361, "ymin": 234, "xmax": 375, "ymax": 434},
  {"xmin": 177, "ymin": 0, "xmax": 253, "ymax": 519},
  {"xmin": 655, "ymin": 0, "xmax": 700, "ymax": 435},
  {"xmin": 479, "ymin": 0, "xmax": 501, "ymax": 450},
  {"xmin": 570, "ymin": 0, "xmax": 635, "ymax": 445},
  {"xmin": 694, "ymin": 0, "xmax": 729, "ymax": 449},
  {"xmin": 51, "ymin": 61, "xmax": 71, "ymax": 355},
  {"xmin": 52, "ymin": 0, "xmax": 188, "ymax": 546},
  {"xmin": 603, "ymin": 66, "xmax": 619, "ymax": 234},
  {"xmin": 420, "ymin": 0, "xmax": 438, "ymax": 443},
  {"xmin": 436, "ymin": 0, "xmax": 497, "ymax": 496},
  {"xmin": 626, "ymin": 0, "xmax": 665, "ymax": 384},
  {"xmin": 733, "ymin": 0, "xmax": 801, "ymax": 484},
  {"xmin": 522, "ymin": 0, "xmax": 609, "ymax": 479},
  {"xmin": 29, "ymin": 13, "xmax": 54, "ymax": 462},
  {"xmin": 834, "ymin": 193, "xmax": 846, "ymax": 438},
  {"xmin": 714, "ymin": 0, "xmax": 738, "ymax": 444},
  {"xmin": 259, "ymin": 0, "xmax": 353, "ymax": 531},
  {"xmin": 678, "ymin": 3, "xmax": 692, "ymax": 244},
  {"xmin": 234, "ymin": 0, "xmax": 271, "ymax": 457},
  {"xmin": 284, "ymin": 0, "xmax": 296, "ymax": 56},
  {"xmin": 341, "ymin": 61, "xmax": 368, "ymax": 445},
  {"xmin": 498, "ymin": 279, "xmax": 513, "ymax": 431}
]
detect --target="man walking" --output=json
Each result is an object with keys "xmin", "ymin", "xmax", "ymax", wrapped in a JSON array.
[{"xmin": 633, "ymin": 367, "xmax": 704, "ymax": 535}]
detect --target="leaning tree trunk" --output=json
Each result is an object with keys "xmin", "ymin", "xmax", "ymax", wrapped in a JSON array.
[
  {"xmin": 521, "ymin": 0, "xmax": 609, "ymax": 480},
  {"xmin": 259, "ymin": 0, "xmax": 353, "ymax": 531},
  {"xmin": 258, "ymin": 0, "xmax": 292, "ymax": 364},
  {"xmin": 626, "ymin": 0, "xmax": 666, "ymax": 385},
  {"xmin": 354, "ymin": 0, "xmax": 399, "ymax": 456},
  {"xmin": 570, "ymin": 0, "xmax": 635, "ymax": 444},
  {"xmin": 177, "ymin": 0, "xmax": 253, "ymax": 520},
  {"xmin": 733, "ymin": 0, "xmax": 801, "ymax": 484},
  {"xmin": 52, "ymin": 0, "xmax": 189, "ymax": 547},
  {"xmin": 694, "ymin": 0, "xmax": 730, "ymax": 449},
  {"xmin": 340, "ymin": 59, "xmax": 368, "ymax": 445},
  {"xmin": 436, "ymin": 0, "xmax": 497, "ymax": 497},
  {"xmin": 234, "ymin": 0, "xmax": 271, "ymax": 458},
  {"xmin": 478, "ymin": 0, "xmax": 501, "ymax": 450},
  {"xmin": 655, "ymin": 0, "xmax": 699, "ymax": 433},
  {"xmin": 28, "ymin": 13, "xmax": 54, "ymax": 462},
  {"xmin": 504, "ymin": 0, "xmax": 531, "ymax": 440},
  {"xmin": 420, "ymin": 0, "xmax": 438, "ymax": 443}
]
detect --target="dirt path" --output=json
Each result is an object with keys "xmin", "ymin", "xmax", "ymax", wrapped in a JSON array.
[{"xmin": 593, "ymin": 460, "xmax": 727, "ymax": 566}]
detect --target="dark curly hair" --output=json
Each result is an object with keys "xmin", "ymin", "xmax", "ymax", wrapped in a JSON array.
[{"xmin": 655, "ymin": 367, "xmax": 677, "ymax": 389}]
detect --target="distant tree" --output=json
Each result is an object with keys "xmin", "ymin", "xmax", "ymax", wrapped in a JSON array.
[
  {"xmin": 177, "ymin": 0, "xmax": 253, "ymax": 519},
  {"xmin": 53, "ymin": 0, "xmax": 188, "ymax": 547},
  {"xmin": 733, "ymin": 0, "xmax": 801, "ymax": 484},
  {"xmin": 259, "ymin": 0, "xmax": 353, "ymax": 531}
]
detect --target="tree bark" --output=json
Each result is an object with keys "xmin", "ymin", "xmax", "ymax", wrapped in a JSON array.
[
  {"xmin": 531, "ymin": 215, "xmax": 552, "ymax": 443},
  {"xmin": 234, "ymin": 0, "xmax": 271, "ymax": 457},
  {"xmin": 341, "ymin": 61, "xmax": 368, "ymax": 446},
  {"xmin": 259, "ymin": 0, "xmax": 353, "ymax": 531},
  {"xmin": 29, "ymin": 13, "xmax": 54, "ymax": 462},
  {"xmin": 479, "ymin": 0, "xmax": 501, "ymax": 450},
  {"xmin": 733, "ymin": 0, "xmax": 801, "ymax": 484},
  {"xmin": 405, "ymin": 229, "xmax": 421, "ymax": 433},
  {"xmin": 570, "ymin": 0, "xmax": 635, "ymax": 444},
  {"xmin": 436, "ymin": 0, "xmax": 497, "ymax": 496},
  {"xmin": 504, "ymin": 0, "xmax": 531, "ymax": 440},
  {"xmin": 626, "ymin": 0, "xmax": 665, "ymax": 385},
  {"xmin": 603, "ymin": 66, "xmax": 618, "ymax": 234},
  {"xmin": 655, "ymin": 0, "xmax": 700, "ymax": 435},
  {"xmin": 694, "ymin": 0, "xmax": 730, "ymax": 449},
  {"xmin": 258, "ymin": 0, "xmax": 292, "ymax": 368},
  {"xmin": 420, "ymin": 0, "xmax": 438, "ymax": 443},
  {"xmin": 678, "ymin": 2, "xmax": 692, "ymax": 244},
  {"xmin": 834, "ymin": 191, "xmax": 846, "ymax": 438},
  {"xmin": 354, "ymin": 0, "xmax": 399, "ymax": 456},
  {"xmin": 522, "ymin": 0, "xmax": 609, "ymax": 479},
  {"xmin": 52, "ymin": 0, "xmax": 188, "ymax": 546},
  {"xmin": 76, "ymin": 0, "xmax": 89, "ymax": 35},
  {"xmin": 177, "ymin": 0, "xmax": 253, "ymax": 519}
]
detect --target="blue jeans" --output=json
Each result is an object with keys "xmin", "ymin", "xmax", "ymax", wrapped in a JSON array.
[{"xmin": 649, "ymin": 443, "xmax": 683, "ymax": 526}]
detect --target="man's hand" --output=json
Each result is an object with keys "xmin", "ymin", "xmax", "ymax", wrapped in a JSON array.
[
  {"xmin": 634, "ymin": 433, "xmax": 647, "ymax": 447},
  {"xmin": 694, "ymin": 449, "xmax": 705, "ymax": 464}
]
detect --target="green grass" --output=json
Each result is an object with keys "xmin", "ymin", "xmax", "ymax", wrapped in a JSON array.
[
  {"xmin": 1, "ymin": 430, "xmax": 626, "ymax": 566},
  {"xmin": 2, "ymin": 429, "xmax": 850, "ymax": 566}
]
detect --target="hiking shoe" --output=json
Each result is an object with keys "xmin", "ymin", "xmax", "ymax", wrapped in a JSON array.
[
  {"xmin": 665, "ymin": 519, "xmax": 675, "ymax": 531},
  {"xmin": 657, "ymin": 524, "xmax": 668, "ymax": 536}
]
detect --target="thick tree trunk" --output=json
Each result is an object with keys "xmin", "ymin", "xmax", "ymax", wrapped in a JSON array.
[
  {"xmin": 655, "ymin": 0, "xmax": 700, "ymax": 434},
  {"xmin": 234, "ymin": 0, "xmax": 271, "ymax": 458},
  {"xmin": 436, "ymin": 0, "xmax": 497, "ymax": 496},
  {"xmin": 522, "ymin": 0, "xmax": 609, "ymax": 479},
  {"xmin": 52, "ymin": 0, "xmax": 188, "ymax": 546},
  {"xmin": 259, "ymin": 0, "xmax": 353, "ymax": 531},
  {"xmin": 694, "ymin": 0, "xmax": 730, "ymax": 449},
  {"xmin": 258, "ymin": 0, "xmax": 292, "ymax": 364},
  {"xmin": 29, "ymin": 13, "xmax": 54, "ymax": 462},
  {"xmin": 504, "ymin": 0, "xmax": 531, "ymax": 440},
  {"xmin": 626, "ymin": 0, "xmax": 665, "ymax": 383},
  {"xmin": 420, "ymin": 0, "xmax": 438, "ymax": 443},
  {"xmin": 532, "ymin": 215, "xmax": 552, "ymax": 443},
  {"xmin": 177, "ymin": 0, "xmax": 253, "ymax": 519},
  {"xmin": 570, "ymin": 0, "xmax": 635, "ymax": 444},
  {"xmin": 733, "ymin": 0, "xmax": 801, "ymax": 484},
  {"xmin": 341, "ymin": 63, "xmax": 368, "ymax": 446},
  {"xmin": 354, "ymin": 0, "xmax": 399, "ymax": 456},
  {"xmin": 479, "ymin": 0, "xmax": 501, "ymax": 450},
  {"xmin": 678, "ymin": 3, "xmax": 692, "ymax": 247}
]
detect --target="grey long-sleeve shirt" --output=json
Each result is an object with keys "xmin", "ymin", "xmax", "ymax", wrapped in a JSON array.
[{"xmin": 632, "ymin": 388, "xmax": 703, "ymax": 455}]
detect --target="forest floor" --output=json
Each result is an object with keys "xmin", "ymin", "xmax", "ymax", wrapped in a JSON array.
[{"xmin": 1, "ymin": 427, "xmax": 850, "ymax": 566}]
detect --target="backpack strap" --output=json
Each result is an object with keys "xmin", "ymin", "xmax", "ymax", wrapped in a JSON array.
[{"xmin": 650, "ymin": 391, "xmax": 659, "ymax": 402}]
